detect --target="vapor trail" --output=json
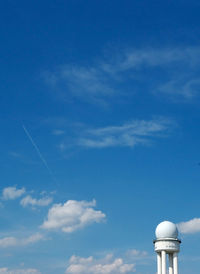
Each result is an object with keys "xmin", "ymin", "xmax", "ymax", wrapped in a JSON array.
[{"xmin": 22, "ymin": 125, "xmax": 57, "ymax": 182}]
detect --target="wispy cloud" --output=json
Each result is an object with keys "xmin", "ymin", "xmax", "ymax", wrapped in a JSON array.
[
  {"xmin": 177, "ymin": 218, "xmax": 200, "ymax": 234},
  {"xmin": 20, "ymin": 195, "xmax": 53, "ymax": 208},
  {"xmin": 103, "ymin": 47, "xmax": 200, "ymax": 99},
  {"xmin": 0, "ymin": 233, "xmax": 44, "ymax": 248},
  {"xmin": 2, "ymin": 187, "xmax": 25, "ymax": 200},
  {"xmin": 77, "ymin": 118, "xmax": 172, "ymax": 148},
  {"xmin": 0, "ymin": 268, "xmax": 41, "ymax": 274},
  {"xmin": 159, "ymin": 77, "xmax": 200, "ymax": 98},
  {"xmin": 44, "ymin": 46, "xmax": 200, "ymax": 104},
  {"xmin": 44, "ymin": 66, "xmax": 115, "ymax": 104},
  {"xmin": 52, "ymin": 129, "xmax": 65, "ymax": 136},
  {"xmin": 9, "ymin": 152, "xmax": 23, "ymax": 158},
  {"xmin": 41, "ymin": 199, "xmax": 106, "ymax": 233},
  {"xmin": 111, "ymin": 47, "xmax": 200, "ymax": 71}
]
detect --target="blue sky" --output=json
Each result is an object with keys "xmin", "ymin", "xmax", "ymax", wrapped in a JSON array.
[{"xmin": 1, "ymin": 0, "xmax": 200, "ymax": 273}]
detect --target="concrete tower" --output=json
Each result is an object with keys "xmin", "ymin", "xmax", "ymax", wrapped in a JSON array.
[{"xmin": 153, "ymin": 221, "xmax": 181, "ymax": 274}]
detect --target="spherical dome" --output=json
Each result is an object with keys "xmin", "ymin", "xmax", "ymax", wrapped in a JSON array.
[{"xmin": 155, "ymin": 221, "xmax": 178, "ymax": 239}]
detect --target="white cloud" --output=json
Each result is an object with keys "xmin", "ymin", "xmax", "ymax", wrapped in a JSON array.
[
  {"xmin": 2, "ymin": 187, "xmax": 25, "ymax": 200},
  {"xmin": 66, "ymin": 254, "xmax": 135, "ymax": 274},
  {"xmin": 126, "ymin": 249, "xmax": 148, "ymax": 259},
  {"xmin": 78, "ymin": 118, "xmax": 172, "ymax": 148},
  {"xmin": 0, "ymin": 268, "xmax": 41, "ymax": 274},
  {"xmin": 0, "ymin": 233, "xmax": 44, "ymax": 248},
  {"xmin": 177, "ymin": 218, "xmax": 200, "ymax": 234},
  {"xmin": 41, "ymin": 199, "xmax": 106, "ymax": 233},
  {"xmin": 21, "ymin": 233, "xmax": 44, "ymax": 245},
  {"xmin": 20, "ymin": 195, "xmax": 53, "ymax": 207}
]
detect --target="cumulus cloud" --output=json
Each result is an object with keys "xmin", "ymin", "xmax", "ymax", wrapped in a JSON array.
[
  {"xmin": 20, "ymin": 195, "xmax": 53, "ymax": 207},
  {"xmin": 78, "ymin": 118, "xmax": 172, "ymax": 148},
  {"xmin": 0, "ymin": 233, "xmax": 44, "ymax": 248},
  {"xmin": 65, "ymin": 249, "xmax": 150, "ymax": 274},
  {"xmin": 177, "ymin": 218, "xmax": 200, "ymax": 234},
  {"xmin": 41, "ymin": 199, "xmax": 106, "ymax": 233},
  {"xmin": 2, "ymin": 187, "xmax": 25, "ymax": 200},
  {"xmin": 21, "ymin": 233, "xmax": 45, "ymax": 245},
  {"xmin": 126, "ymin": 249, "xmax": 148, "ymax": 259},
  {"xmin": 0, "ymin": 268, "xmax": 41, "ymax": 274},
  {"xmin": 66, "ymin": 254, "xmax": 135, "ymax": 274}
]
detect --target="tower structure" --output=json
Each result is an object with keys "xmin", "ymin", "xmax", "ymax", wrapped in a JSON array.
[{"xmin": 153, "ymin": 221, "xmax": 181, "ymax": 274}]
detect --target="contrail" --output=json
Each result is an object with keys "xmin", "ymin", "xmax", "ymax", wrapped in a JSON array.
[{"xmin": 22, "ymin": 125, "xmax": 57, "ymax": 183}]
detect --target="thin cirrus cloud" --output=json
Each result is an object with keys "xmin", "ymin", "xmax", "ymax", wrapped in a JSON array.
[
  {"xmin": 44, "ymin": 66, "xmax": 114, "ymax": 104},
  {"xmin": 77, "ymin": 118, "xmax": 172, "ymax": 149},
  {"xmin": 41, "ymin": 199, "xmax": 106, "ymax": 233},
  {"xmin": 0, "ymin": 268, "xmax": 41, "ymax": 274},
  {"xmin": 0, "ymin": 233, "xmax": 44, "ymax": 248},
  {"xmin": 65, "ymin": 252, "xmax": 138, "ymax": 274},
  {"xmin": 44, "ymin": 47, "xmax": 200, "ymax": 103},
  {"xmin": 113, "ymin": 47, "xmax": 200, "ymax": 99},
  {"xmin": 2, "ymin": 186, "xmax": 25, "ymax": 200},
  {"xmin": 20, "ymin": 195, "xmax": 53, "ymax": 208},
  {"xmin": 52, "ymin": 129, "xmax": 65, "ymax": 136},
  {"xmin": 177, "ymin": 218, "xmax": 200, "ymax": 234}
]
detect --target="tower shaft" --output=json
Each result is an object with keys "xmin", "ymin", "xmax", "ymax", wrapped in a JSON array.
[
  {"xmin": 155, "ymin": 251, "xmax": 179, "ymax": 274},
  {"xmin": 168, "ymin": 253, "xmax": 173, "ymax": 274},
  {"xmin": 154, "ymin": 238, "xmax": 181, "ymax": 274}
]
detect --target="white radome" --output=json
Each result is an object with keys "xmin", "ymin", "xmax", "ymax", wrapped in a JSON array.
[{"xmin": 155, "ymin": 221, "xmax": 178, "ymax": 239}]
